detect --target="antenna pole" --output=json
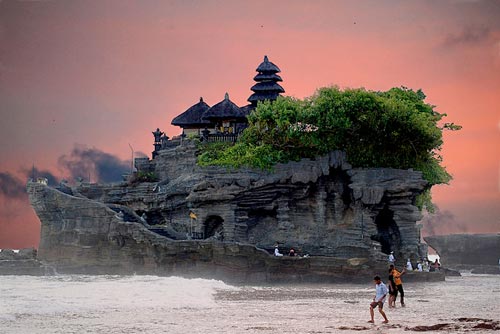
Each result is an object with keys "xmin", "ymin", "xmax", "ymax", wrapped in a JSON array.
[{"xmin": 128, "ymin": 143, "xmax": 134, "ymax": 174}]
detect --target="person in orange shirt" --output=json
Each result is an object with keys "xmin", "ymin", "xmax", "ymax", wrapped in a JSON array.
[{"xmin": 389, "ymin": 264, "xmax": 406, "ymax": 307}]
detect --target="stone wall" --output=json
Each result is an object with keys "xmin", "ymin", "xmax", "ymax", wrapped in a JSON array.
[
  {"xmin": 27, "ymin": 181, "xmax": 444, "ymax": 282},
  {"xmin": 73, "ymin": 143, "xmax": 427, "ymax": 264}
]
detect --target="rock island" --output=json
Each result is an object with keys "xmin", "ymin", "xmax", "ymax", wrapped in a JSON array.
[{"xmin": 26, "ymin": 56, "xmax": 450, "ymax": 283}]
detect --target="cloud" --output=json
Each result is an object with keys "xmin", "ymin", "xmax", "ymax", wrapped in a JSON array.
[
  {"xmin": 0, "ymin": 172, "xmax": 26, "ymax": 200},
  {"xmin": 57, "ymin": 145, "xmax": 131, "ymax": 183},
  {"xmin": 420, "ymin": 206, "xmax": 468, "ymax": 236},
  {"xmin": 0, "ymin": 166, "xmax": 59, "ymax": 202},
  {"xmin": 442, "ymin": 25, "xmax": 491, "ymax": 47},
  {"xmin": 1, "ymin": 145, "xmax": 132, "ymax": 201}
]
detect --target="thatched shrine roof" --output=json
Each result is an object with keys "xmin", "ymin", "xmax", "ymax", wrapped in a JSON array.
[
  {"xmin": 256, "ymin": 55, "xmax": 281, "ymax": 73},
  {"xmin": 171, "ymin": 97, "xmax": 211, "ymax": 127},
  {"xmin": 203, "ymin": 93, "xmax": 247, "ymax": 121},
  {"xmin": 254, "ymin": 73, "xmax": 283, "ymax": 82},
  {"xmin": 239, "ymin": 104, "xmax": 255, "ymax": 117},
  {"xmin": 248, "ymin": 92, "xmax": 280, "ymax": 104},
  {"xmin": 251, "ymin": 82, "xmax": 285, "ymax": 93}
]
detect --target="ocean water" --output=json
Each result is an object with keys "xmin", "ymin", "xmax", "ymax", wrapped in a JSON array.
[{"xmin": 0, "ymin": 274, "xmax": 499, "ymax": 333}]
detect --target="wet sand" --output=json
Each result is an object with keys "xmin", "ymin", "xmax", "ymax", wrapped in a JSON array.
[{"xmin": 0, "ymin": 273, "xmax": 498, "ymax": 333}]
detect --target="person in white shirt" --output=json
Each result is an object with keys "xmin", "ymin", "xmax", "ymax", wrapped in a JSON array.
[
  {"xmin": 388, "ymin": 251, "xmax": 395, "ymax": 264},
  {"xmin": 406, "ymin": 258, "xmax": 413, "ymax": 271},
  {"xmin": 274, "ymin": 245, "xmax": 283, "ymax": 257},
  {"xmin": 368, "ymin": 276, "xmax": 389, "ymax": 324},
  {"xmin": 417, "ymin": 262, "xmax": 423, "ymax": 272}
]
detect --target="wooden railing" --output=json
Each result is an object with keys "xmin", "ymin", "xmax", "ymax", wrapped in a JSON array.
[
  {"xmin": 191, "ymin": 232, "xmax": 205, "ymax": 240},
  {"xmin": 202, "ymin": 133, "xmax": 239, "ymax": 143}
]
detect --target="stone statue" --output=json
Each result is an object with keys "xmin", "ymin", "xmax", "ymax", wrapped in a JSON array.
[
  {"xmin": 160, "ymin": 134, "xmax": 170, "ymax": 149},
  {"xmin": 152, "ymin": 128, "xmax": 164, "ymax": 143}
]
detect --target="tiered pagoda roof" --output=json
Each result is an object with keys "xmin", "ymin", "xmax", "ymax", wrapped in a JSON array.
[
  {"xmin": 248, "ymin": 55, "xmax": 285, "ymax": 105},
  {"xmin": 171, "ymin": 97, "xmax": 211, "ymax": 128},
  {"xmin": 203, "ymin": 93, "xmax": 247, "ymax": 122}
]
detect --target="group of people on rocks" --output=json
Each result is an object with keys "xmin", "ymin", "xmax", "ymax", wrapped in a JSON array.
[
  {"xmin": 274, "ymin": 244, "xmax": 308, "ymax": 257},
  {"xmin": 390, "ymin": 251, "xmax": 441, "ymax": 272}
]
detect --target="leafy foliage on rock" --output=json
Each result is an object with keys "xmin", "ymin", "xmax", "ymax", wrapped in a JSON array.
[
  {"xmin": 131, "ymin": 171, "xmax": 158, "ymax": 183},
  {"xmin": 198, "ymin": 86, "xmax": 460, "ymax": 186}
]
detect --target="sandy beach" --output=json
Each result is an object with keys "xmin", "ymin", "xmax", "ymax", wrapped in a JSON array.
[{"xmin": 0, "ymin": 273, "xmax": 498, "ymax": 333}]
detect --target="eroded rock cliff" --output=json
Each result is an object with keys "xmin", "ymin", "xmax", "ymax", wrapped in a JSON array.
[
  {"xmin": 27, "ymin": 141, "xmax": 433, "ymax": 281},
  {"xmin": 425, "ymin": 234, "xmax": 500, "ymax": 274}
]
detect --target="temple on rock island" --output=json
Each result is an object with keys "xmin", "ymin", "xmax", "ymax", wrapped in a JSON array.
[
  {"xmin": 152, "ymin": 55, "xmax": 285, "ymax": 157},
  {"xmin": 25, "ymin": 55, "xmax": 438, "ymax": 282}
]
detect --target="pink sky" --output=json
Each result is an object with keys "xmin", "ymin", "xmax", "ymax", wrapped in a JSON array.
[{"xmin": 0, "ymin": 0, "xmax": 499, "ymax": 248}]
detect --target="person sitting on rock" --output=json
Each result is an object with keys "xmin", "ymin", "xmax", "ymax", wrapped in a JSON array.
[
  {"xmin": 388, "ymin": 251, "xmax": 395, "ymax": 264},
  {"xmin": 289, "ymin": 248, "xmax": 296, "ymax": 256},
  {"xmin": 274, "ymin": 245, "xmax": 283, "ymax": 257}
]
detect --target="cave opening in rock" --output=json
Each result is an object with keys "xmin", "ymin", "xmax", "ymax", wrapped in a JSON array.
[
  {"xmin": 204, "ymin": 215, "xmax": 224, "ymax": 240},
  {"xmin": 372, "ymin": 205, "xmax": 401, "ymax": 254}
]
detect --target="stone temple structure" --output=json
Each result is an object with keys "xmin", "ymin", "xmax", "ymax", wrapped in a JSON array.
[
  {"xmin": 166, "ymin": 55, "xmax": 285, "ymax": 147},
  {"xmin": 25, "ymin": 56, "xmax": 439, "ymax": 282}
]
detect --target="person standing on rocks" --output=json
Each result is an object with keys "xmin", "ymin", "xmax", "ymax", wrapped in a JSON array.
[
  {"xmin": 390, "ymin": 264, "xmax": 406, "ymax": 307},
  {"xmin": 406, "ymin": 258, "xmax": 413, "ymax": 271},
  {"xmin": 387, "ymin": 268, "xmax": 397, "ymax": 308},
  {"xmin": 368, "ymin": 276, "xmax": 389, "ymax": 324}
]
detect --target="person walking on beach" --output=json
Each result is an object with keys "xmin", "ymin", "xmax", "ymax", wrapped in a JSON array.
[
  {"xmin": 390, "ymin": 264, "xmax": 406, "ymax": 307},
  {"xmin": 368, "ymin": 276, "xmax": 389, "ymax": 324}
]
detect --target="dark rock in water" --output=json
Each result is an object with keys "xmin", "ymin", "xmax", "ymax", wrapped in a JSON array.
[
  {"xmin": 26, "ymin": 142, "xmax": 439, "ymax": 282},
  {"xmin": 398, "ymin": 270, "xmax": 447, "ymax": 282},
  {"xmin": 0, "ymin": 249, "xmax": 16, "ymax": 260},
  {"xmin": 0, "ymin": 248, "xmax": 45, "ymax": 275},
  {"xmin": 407, "ymin": 318, "xmax": 500, "ymax": 332},
  {"xmin": 425, "ymin": 234, "xmax": 500, "ymax": 274},
  {"xmin": 470, "ymin": 266, "xmax": 500, "ymax": 275},
  {"xmin": 442, "ymin": 267, "xmax": 461, "ymax": 277}
]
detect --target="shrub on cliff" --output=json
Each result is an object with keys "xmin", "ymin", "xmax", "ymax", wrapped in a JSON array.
[
  {"xmin": 198, "ymin": 86, "xmax": 460, "ymax": 190},
  {"xmin": 130, "ymin": 171, "xmax": 158, "ymax": 183}
]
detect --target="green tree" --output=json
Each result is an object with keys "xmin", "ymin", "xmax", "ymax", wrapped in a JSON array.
[{"xmin": 198, "ymin": 86, "xmax": 460, "ymax": 188}]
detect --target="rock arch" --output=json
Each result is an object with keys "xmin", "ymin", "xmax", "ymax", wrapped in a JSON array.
[
  {"xmin": 204, "ymin": 215, "xmax": 224, "ymax": 240},
  {"xmin": 371, "ymin": 205, "xmax": 401, "ymax": 254}
]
